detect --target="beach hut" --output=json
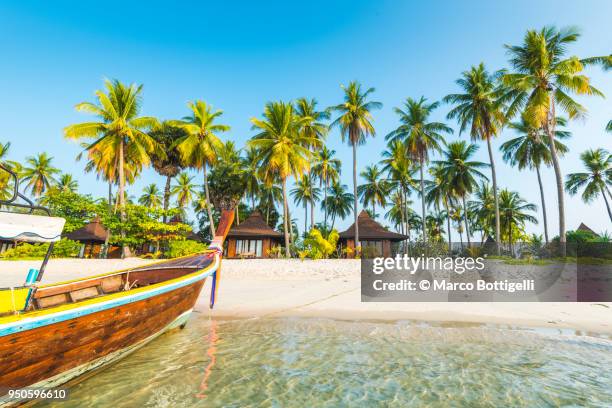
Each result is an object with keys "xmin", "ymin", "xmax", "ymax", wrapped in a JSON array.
[
  {"xmin": 339, "ymin": 210, "xmax": 408, "ymax": 257},
  {"xmin": 65, "ymin": 217, "xmax": 121, "ymax": 258},
  {"xmin": 225, "ymin": 211, "xmax": 283, "ymax": 258},
  {"xmin": 576, "ymin": 222, "xmax": 600, "ymax": 237}
]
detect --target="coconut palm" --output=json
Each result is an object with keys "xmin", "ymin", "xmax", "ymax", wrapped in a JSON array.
[
  {"xmin": 0, "ymin": 142, "xmax": 22, "ymax": 201},
  {"xmin": 294, "ymin": 97, "xmax": 329, "ymax": 148},
  {"xmin": 321, "ymin": 181, "xmax": 354, "ymax": 229},
  {"xmin": 65, "ymin": 79, "xmax": 159, "ymax": 257},
  {"xmin": 426, "ymin": 163, "xmax": 456, "ymax": 249},
  {"xmin": 330, "ymin": 81, "xmax": 382, "ymax": 249},
  {"xmin": 381, "ymin": 139, "xmax": 416, "ymax": 239},
  {"xmin": 501, "ymin": 116, "xmax": 570, "ymax": 242},
  {"xmin": 243, "ymin": 147, "xmax": 261, "ymax": 211},
  {"xmin": 499, "ymin": 189, "xmax": 538, "ymax": 252},
  {"xmin": 426, "ymin": 211, "xmax": 446, "ymax": 242},
  {"xmin": 149, "ymin": 122, "xmax": 186, "ymax": 221},
  {"xmin": 386, "ymin": 97, "xmax": 452, "ymax": 241},
  {"xmin": 171, "ymin": 172, "xmax": 197, "ymax": 209},
  {"xmin": 21, "ymin": 153, "xmax": 60, "ymax": 197},
  {"xmin": 502, "ymin": 26, "xmax": 609, "ymax": 250},
  {"xmin": 139, "ymin": 184, "xmax": 163, "ymax": 208},
  {"xmin": 56, "ymin": 173, "xmax": 79, "ymax": 193},
  {"xmin": 607, "ymin": 120, "xmax": 612, "ymax": 133},
  {"xmin": 311, "ymin": 146, "xmax": 341, "ymax": 229},
  {"xmin": 170, "ymin": 100, "xmax": 229, "ymax": 236},
  {"xmin": 433, "ymin": 141, "xmax": 488, "ymax": 247},
  {"xmin": 291, "ymin": 174, "xmax": 321, "ymax": 233},
  {"xmin": 444, "ymin": 63, "xmax": 506, "ymax": 250},
  {"xmin": 357, "ymin": 165, "xmax": 390, "ymax": 220},
  {"xmin": 467, "ymin": 181, "xmax": 496, "ymax": 241},
  {"xmin": 565, "ymin": 148, "xmax": 612, "ymax": 221},
  {"xmin": 249, "ymin": 101, "xmax": 321, "ymax": 257},
  {"xmin": 258, "ymin": 183, "xmax": 283, "ymax": 227}
]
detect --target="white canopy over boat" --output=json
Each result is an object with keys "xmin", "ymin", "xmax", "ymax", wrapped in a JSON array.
[{"xmin": 0, "ymin": 212, "xmax": 66, "ymax": 243}]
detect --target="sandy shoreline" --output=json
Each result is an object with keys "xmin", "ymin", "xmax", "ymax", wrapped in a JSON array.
[{"xmin": 1, "ymin": 258, "xmax": 611, "ymax": 335}]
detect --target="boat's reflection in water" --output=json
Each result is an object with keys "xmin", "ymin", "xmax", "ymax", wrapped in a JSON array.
[{"xmin": 196, "ymin": 319, "xmax": 218, "ymax": 399}]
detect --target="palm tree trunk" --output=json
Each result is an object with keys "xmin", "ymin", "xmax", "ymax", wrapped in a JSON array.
[
  {"xmin": 108, "ymin": 182, "xmax": 112, "ymax": 212},
  {"xmin": 352, "ymin": 142, "xmax": 359, "ymax": 250},
  {"xmin": 444, "ymin": 199, "xmax": 452, "ymax": 254},
  {"xmin": 546, "ymin": 94, "xmax": 566, "ymax": 255},
  {"xmin": 486, "ymin": 136, "xmax": 501, "ymax": 254},
  {"xmin": 324, "ymin": 178, "xmax": 329, "ymax": 230},
  {"xmin": 600, "ymin": 186, "xmax": 612, "ymax": 221},
  {"xmin": 462, "ymin": 194, "xmax": 471, "ymax": 248},
  {"xmin": 535, "ymin": 164, "xmax": 549, "ymax": 243},
  {"xmin": 282, "ymin": 178, "xmax": 290, "ymax": 257},
  {"xmin": 419, "ymin": 156, "xmax": 427, "ymax": 242},
  {"xmin": 373, "ymin": 202, "xmax": 376, "ymax": 220},
  {"xmin": 162, "ymin": 175, "xmax": 172, "ymax": 223},
  {"xmin": 118, "ymin": 140, "xmax": 131, "ymax": 258},
  {"xmin": 203, "ymin": 164, "xmax": 215, "ymax": 238},
  {"xmin": 310, "ymin": 200, "xmax": 314, "ymax": 231},
  {"xmin": 304, "ymin": 203, "xmax": 307, "ymax": 235}
]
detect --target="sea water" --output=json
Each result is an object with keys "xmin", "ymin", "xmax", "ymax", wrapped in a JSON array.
[{"xmin": 40, "ymin": 316, "xmax": 612, "ymax": 407}]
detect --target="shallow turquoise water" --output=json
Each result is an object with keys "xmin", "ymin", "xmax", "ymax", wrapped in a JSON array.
[{"xmin": 41, "ymin": 316, "xmax": 612, "ymax": 407}]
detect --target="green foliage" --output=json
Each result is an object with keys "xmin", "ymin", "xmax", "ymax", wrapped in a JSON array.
[
  {"xmin": 165, "ymin": 240, "xmax": 208, "ymax": 259},
  {"xmin": 298, "ymin": 228, "xmax": 339, "ymax": 260},
  {"xmin": 0, "ymin": 238, "xmax": 81, "ymax": 259},
  {"xmin": 99, "ymin": 204, "xmax": 191, "ymax": 248},
  {"xmin": 40, "ymin": 188, "xmax": 98, "ymax": 233}
]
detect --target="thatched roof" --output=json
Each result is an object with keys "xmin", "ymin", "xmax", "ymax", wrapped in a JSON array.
[
  {"xmin": 227, "ymin": 211, "xmax": 282, "ymax": 238},
  {"xmin": 66, "ymin": 217, "xmax": 108, "ymax": 243},
  {"xmin": 339, "ymin": 211, "xmax": 408, "ymax": 242},
  {"xmin": 577, "ymin": 223, "xmax": 600, "ymax": 237}
]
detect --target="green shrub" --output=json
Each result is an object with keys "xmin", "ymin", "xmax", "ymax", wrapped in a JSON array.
[
  {"xmin": 165, "ymin": 240, "xmax": 208, "ymax": 259},
  {"xmin": 0, "ymin": 239, "xmax": 81, "ymax": 259}
]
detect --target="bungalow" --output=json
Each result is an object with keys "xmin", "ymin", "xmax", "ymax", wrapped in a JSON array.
[
  {"xmin": 225, "ymin": 211, "xmax": 283, "ymax": 258},
  {"xmin": 65, "ymin": 217, "xmax": 122, "ymax": 258},
  {"xmin": 339, "ymin": 210, "xmax": 408, "ymax": 257}
]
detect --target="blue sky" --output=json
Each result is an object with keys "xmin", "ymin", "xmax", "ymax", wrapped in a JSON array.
[{"xmin": 0, "ymin": 0, "xmax": 610, "ymax": 236}]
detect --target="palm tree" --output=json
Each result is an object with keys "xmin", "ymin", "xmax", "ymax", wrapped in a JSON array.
[
  {"xmin": 386, "ymin": 97, "xmax": 452, "ymax": 242},
  {"xmin": 57, "ymin": 173, "xmax": 79, "ymax": 193},
  {"xmin": 170, "ymin": 100, "xmax": 229, "ymax": 236},
  {"xmin": 330, "ymin": 81, "xmax": 382, "ymax": 249},
  {"xmin": 321, "ymin": 181, "xmax": 354, "ymax": 229},
  {"xmin": 381, "ymin": 139, "xmax": 416, "ymax": 239},
  {"xmin": 249, "ymin": 101, "xmax": 320, "ymax": 257},
  {"xmin": 565, "ymin": 148, "xmax": 612, "ymax": 221},
  {"xmin": 171, "ymin": 172, "xmax": 197, "ymax": 209},
  {"xmin": 433, "ymin": 141, "xmax": 488, "ymax": 247},
  {"xmin": 139, "ymin": 184, "xmax": 162, "ymax": 208},
  {"xmin": 501, "ymin": 116, "xmax": 570, "ymax": 242},
  {"xmin": 607, "ymin": 120, "xmax": 612, "ymax": 133},
  {"xmin": 444, "ymin": 63, "xmax": 506, "ymax": 250},
  {"xmin": 426, "ymin": 163, "xmax": 455, "ymax": 250},
  {"xmin": 311, "ymin": 146, "xmax": 341, "ymax": 229},
  {"xmin": 357, "ymin": 165, "xmax": 389, "ymax": 220},
  {"xmin": 499, "ymin": 189, "xmax": 538, "ymax": 252},
  {"xmin": 258, "ymin": 183, "xmax": 283, "ymax": 226},
  {"xmin": 150, "ymin": 122, "xmax": 186, "ymax": 221},
  {"xmin": 243, "ymin": 147, "xmax": 261, "ymax": 211},
  {"xmin": 21, "ymin": 153, "xmax": 59, "ymax": 197},
  {"xmin": 65, "ymin": 79, "xmax": 159, "ymax": 257},
  {"xmin": 502, "ymin": 26, "xmax": 608, "ymax": 250},
  {"xmin": 291, "ymin": 174, "xmax": 321, "ymax": 233},
  {"xmin": 294, "ymin": 97, "xmax": 329, "ymax": 148},
  {"xmin": 467, "ymin": 181, "xmax": 496, "ymax": 241}
]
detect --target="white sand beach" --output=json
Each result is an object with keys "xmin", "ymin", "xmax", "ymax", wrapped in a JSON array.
[{"xmin": 1, "ymin": 258, "xmax": 611, "ymax": 335}]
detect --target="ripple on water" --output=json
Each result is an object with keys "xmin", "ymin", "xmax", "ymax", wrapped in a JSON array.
[{"xmin": 39, "ymin": 316, "xmax": 612, "ymax": 408}]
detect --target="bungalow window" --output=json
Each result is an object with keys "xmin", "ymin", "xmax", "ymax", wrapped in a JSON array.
[
  {"xmin": 235, "ymin": 239, "xmax": 263, "ymax": 257},
  {"xmin": 359, "ymin": 240, "xmax": 383, "ymax": 257}
]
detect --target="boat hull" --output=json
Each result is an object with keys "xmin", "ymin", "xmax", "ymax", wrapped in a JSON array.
[{"xmin": 0, "ymin": 278, "xmax": 205, "ymax": 404}]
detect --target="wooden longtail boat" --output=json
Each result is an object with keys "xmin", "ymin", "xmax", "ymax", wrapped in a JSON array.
[{"xmin": 0, "ymin": 164, "xmax": 234, "ymax": 406}]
